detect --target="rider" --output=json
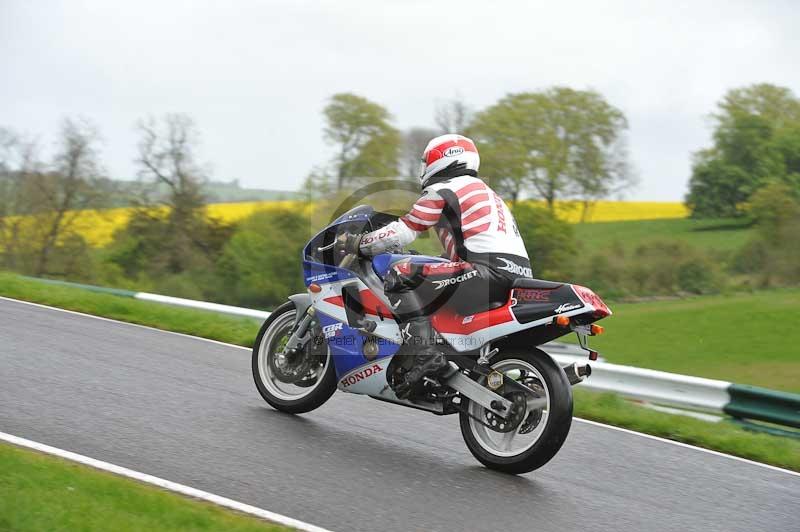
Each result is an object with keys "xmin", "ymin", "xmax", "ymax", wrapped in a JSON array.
[{"xmin": 355, "ymin": 134, "xmax": 532, "ymax": 398}]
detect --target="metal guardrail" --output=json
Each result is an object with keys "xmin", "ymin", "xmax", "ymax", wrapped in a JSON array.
[
  {"xmin": 554, "ymin": 357, "xmax": 732, "ymax": 413},
  {"xmin": 20, "ymin": 276, "xmax": 800, "ymax": 434},
  {"xmin": 546, "ymin": 356, "xmax": 799, "ymax": 434},
  {"xmin": 135, "ymin": 293, "xmax": 271, "ymax": 320}
]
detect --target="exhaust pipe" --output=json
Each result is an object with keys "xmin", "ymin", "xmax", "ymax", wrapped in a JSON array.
[{"xmin": 564, "ymin": 362, "xmax": 592, "ymax": 385}]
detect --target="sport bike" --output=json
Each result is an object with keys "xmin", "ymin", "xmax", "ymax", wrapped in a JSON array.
[{"xmin": 252, "ymin": 205, "xmax": 611, "ymax": 474}]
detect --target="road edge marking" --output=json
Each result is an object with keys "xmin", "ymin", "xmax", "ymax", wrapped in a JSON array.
[
  {"xmin": 573, "ymin": 418, "xmax": 800, "ymax": 477},
  {"xmin": 0, "ymin": 295, "xmax": 251, "ymax": 351},
  {"xmin": 3, "ymin": 295, "xmax": 798, "ymax": 478},
  {"xmin": 0, "ymin": 431, "xmax": 333, "ymax": 532}
]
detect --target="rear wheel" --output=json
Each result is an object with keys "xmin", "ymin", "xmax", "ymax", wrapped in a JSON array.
[
  {"xmin": 458, "ymin": 348, "xmax": 572, "ymax": 474},
  {"xmin": 252, "ymin": 301, "xmax": 337, "ymax": 414}
]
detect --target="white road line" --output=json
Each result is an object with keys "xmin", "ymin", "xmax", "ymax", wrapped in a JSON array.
[
  {"xmin": 3, "ymin": 295, "xmax": 799, "ymax": 478},
  {"xmin": 0, "ymin": 431, "xmax": 333, "ymax": 532},
  {"xmin": 573, "ymin": 418, "xmax": 800, "ymax": 477}
]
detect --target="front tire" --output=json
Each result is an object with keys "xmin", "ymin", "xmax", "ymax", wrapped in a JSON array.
[
  {"xmin": 459, "ymin": 348, "xmax": 573, "ymax": 474},
  {"xmin": 252, "ymin": 301, "xmax": 337, "ymax": 414}
]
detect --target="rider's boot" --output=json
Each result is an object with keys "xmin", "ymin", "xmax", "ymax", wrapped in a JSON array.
[{"xmin": 395, "ymin": 317, "xmax": 448, "ymax": 399}]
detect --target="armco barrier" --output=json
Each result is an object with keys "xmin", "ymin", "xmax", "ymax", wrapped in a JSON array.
[
  {"xmin": 724, "ymin": 384, "xmax": 800, "ymax": 429},
  {"xmin": 553, "ymin": 358, "xmax": 732, "ymax": 413},
  {"xmin": 18, "ymin": 276, "xmax": 800, "ymax": 432},
  {"xmin": 22, "ymin": 276, "xmax": 271, "ymax": 320}
]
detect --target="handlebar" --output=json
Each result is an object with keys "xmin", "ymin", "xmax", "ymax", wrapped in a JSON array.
[
  {"xmin": 317, "ymin": 233, "xmax": 359, "ymax": 270},
  {"xmin": 339, "ymin": 253, "xmax": 357, "ymax": 269}
]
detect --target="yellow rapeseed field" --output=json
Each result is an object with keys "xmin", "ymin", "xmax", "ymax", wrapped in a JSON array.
[
  {"xmin": 65, "ymin": 200, "xmax": 304, "ymax": 247},
  {"xmin": 33, "ymin": 199, "xmax": 689, "ymax": 248},
  {"xmin": 545, "ymin": 200, "xmax": 689, "ymax": 223}
]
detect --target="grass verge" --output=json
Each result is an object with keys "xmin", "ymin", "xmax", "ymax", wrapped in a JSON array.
[
  {"xmin": 0, "ymin": 272, "xmax": 260, "ymax": 347},
  {"xmin": 0, "ymin": 442, "xmax": 291, "ymax": 531},
  {"xmin": 573, "ymin": 390, "xmax": 800, "ymax": 472},
  {"xmin": 1, "ymin": 272, "xmax": 798, "ymax": 472}
]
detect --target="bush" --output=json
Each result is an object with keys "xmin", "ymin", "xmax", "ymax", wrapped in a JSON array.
[
  {"xmin": 734, "ymin": 182, "xmax": 800, "ymax": 286},
  {"xmin": 511, "ymin": 203, "xmax": 576, "ymax": 279},
  {"xmin": 676, "ymin": 258, "xmax": 718, "ymax": 294},
  {"xmin": 576, "ymin": 240, "xmax": 724, "ymax": 297},
  {"xmin": 215, "ymin": 207, "xmax": 313, "ymax": 309},
  {"xmin": 103, "ymin": 208, "xmax": 233, "ymax": 299}
]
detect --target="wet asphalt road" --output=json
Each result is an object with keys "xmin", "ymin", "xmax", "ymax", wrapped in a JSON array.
[{"xmin": 1, "ymin": 297, "xmax": 798, "ymax": 532}]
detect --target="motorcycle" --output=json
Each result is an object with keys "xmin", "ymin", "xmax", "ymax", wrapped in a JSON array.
[{"xmin": 252, "ymin": 205, "xmax": 611, "ymax": 474}]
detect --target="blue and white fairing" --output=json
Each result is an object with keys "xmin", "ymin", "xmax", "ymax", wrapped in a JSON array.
[{"xmin": 301, "ymin": 206, "xmax": 408, "ymax": 397}]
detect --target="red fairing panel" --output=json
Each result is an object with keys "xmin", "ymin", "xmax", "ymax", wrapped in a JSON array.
[
  {"xmin": 571, "ymin": 285, "xmax": 612, "ymax": 318},
  {"xmin": 430, "ymin": 300, "xmax": 515, "ymax": 335},
  {"xmin": 323, "ymin": 290, "xmax": 393, "ymax": 317}
]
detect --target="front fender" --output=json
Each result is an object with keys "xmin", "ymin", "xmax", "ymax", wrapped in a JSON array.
[{"xmin": 288, "ymin": 293, "xmax": 312, "ymax": 318}]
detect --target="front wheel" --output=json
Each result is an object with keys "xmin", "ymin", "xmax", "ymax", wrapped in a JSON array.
[
  {"xmin": 252, "ymin": 301, "xmax": 337, "ymax": 414},
  {"xmin": 459, "ymin": 349, "xmax": 573, "ymax": 474}
]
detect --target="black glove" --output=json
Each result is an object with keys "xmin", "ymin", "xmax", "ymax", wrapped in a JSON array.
[
  {"xmin": 344, "ymin": 232, "xmax": 363, "ymax": 255},
  {"xmin": 336, "ymin": 232, "xmax": 363, "ymax": 258}
]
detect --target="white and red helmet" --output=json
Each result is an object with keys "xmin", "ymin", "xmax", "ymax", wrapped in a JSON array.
[{"xmin": 419, "ymin": 134, "xmax": 480, "ymax": 187}]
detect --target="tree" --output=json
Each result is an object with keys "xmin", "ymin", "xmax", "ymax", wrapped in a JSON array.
[
  {"xmin": 715, "ymin": 84, "xmax": 800, "ymax": 131},
  {"xmin": 469, "ymin": 88, "xmax": 630, "ymax": 208},
  {"xmin": 322, "ymin": 93, "xmax": 400, "ymax": 189},
  {"xmin": 132, "ymin": 114, "xmax": 212, "ymax": 274},
  {"xmin": 0, "ymin": 128, "xmax": 39, "ymax": 270},
  {"xmin": 106, "ymin": 113, "xmax": 232, "ymax": 293},
  {"xmin": 0, "ymin": 121, "xmax": 110, "ymax": 278},
  {"xmin": 136, "ymin": 114, "xmax": 206, "ymax": 211},
  {"xmin": 401, "ymin": 127, "xmax": 438, "ymax": 179},
  {"xmin": 434, "ymin": 98, "xmax": 471, "ymax": 134},
  {"xmin": 686, "ymin": 83, "xmax": 800, "ymax": 217},
  {"xmin": 29, "ymin": 119, "xmax": 106, "ymax": 275},
  {"xmin": 569, "ymin": 127, "xmax": 636, "ymax": 221},
  {"xmin": 686, "ymin": 153, "xmax": 754, "ymax": 218}
]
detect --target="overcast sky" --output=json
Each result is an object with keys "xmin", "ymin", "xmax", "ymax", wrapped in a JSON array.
[{"xmin": 2, "ymin": 1, "xmax": 798, "ymax": 200}]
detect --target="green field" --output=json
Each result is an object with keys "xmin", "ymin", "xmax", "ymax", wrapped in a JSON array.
[
  {"xmin": 585, "ymin": 288, "xmax": 800, "ymax": 392},
  {"xmin": 573, "ymin": 217, "xmax": 754, "ymax": 255},
  {"xmin": 0, "ymin": 443, "xmax": 288, "ymax": 532}
]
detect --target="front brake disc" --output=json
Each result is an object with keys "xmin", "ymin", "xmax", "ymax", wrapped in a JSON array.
[{"xmin": 270, "ymin": 346, "xmax": 315, "ymax": 384}]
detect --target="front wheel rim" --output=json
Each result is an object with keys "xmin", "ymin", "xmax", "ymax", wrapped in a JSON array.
[
  {"xmin": 257, "ymin": 310, "xmax": 329, "ymax": 401},
  {"xmin": 467, "ymin": 358, "xmax": 551, "ymax": 458}
]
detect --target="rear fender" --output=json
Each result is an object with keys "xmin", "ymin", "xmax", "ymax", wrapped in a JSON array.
[{"xmin": 434, "ymin": 283, "xmax": 596, "ymax": 352}]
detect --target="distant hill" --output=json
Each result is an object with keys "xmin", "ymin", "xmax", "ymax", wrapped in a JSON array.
[
  {"xmin": 202, "ymin": 180, "xmax": 301, "ymax": 203},
  {"xmin": 101, "ymin": 179, "xmax": 301, "ymax": 206}
]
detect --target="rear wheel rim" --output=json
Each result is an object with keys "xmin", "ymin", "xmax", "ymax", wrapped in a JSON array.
[
  {"xmin": 257, "ymin": 310, "xmax": 329, "ymax": 401},
  {"xmin": 467, "ymin": 359, "xmax": 550, "ymax": 458}
]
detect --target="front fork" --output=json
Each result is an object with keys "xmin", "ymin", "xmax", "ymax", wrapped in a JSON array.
[{"xmin": 285, "ymin": 308, "xmax": 314, "ymax": 354}]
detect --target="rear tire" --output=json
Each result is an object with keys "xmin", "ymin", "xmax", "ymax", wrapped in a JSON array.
[
  {"xmin": 459, "ymin": 348, "xmax": 572, "ymax": 474},
  {"xmin": 252, "ymin": 301, "xmax": 337, "ymax": 414}
]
